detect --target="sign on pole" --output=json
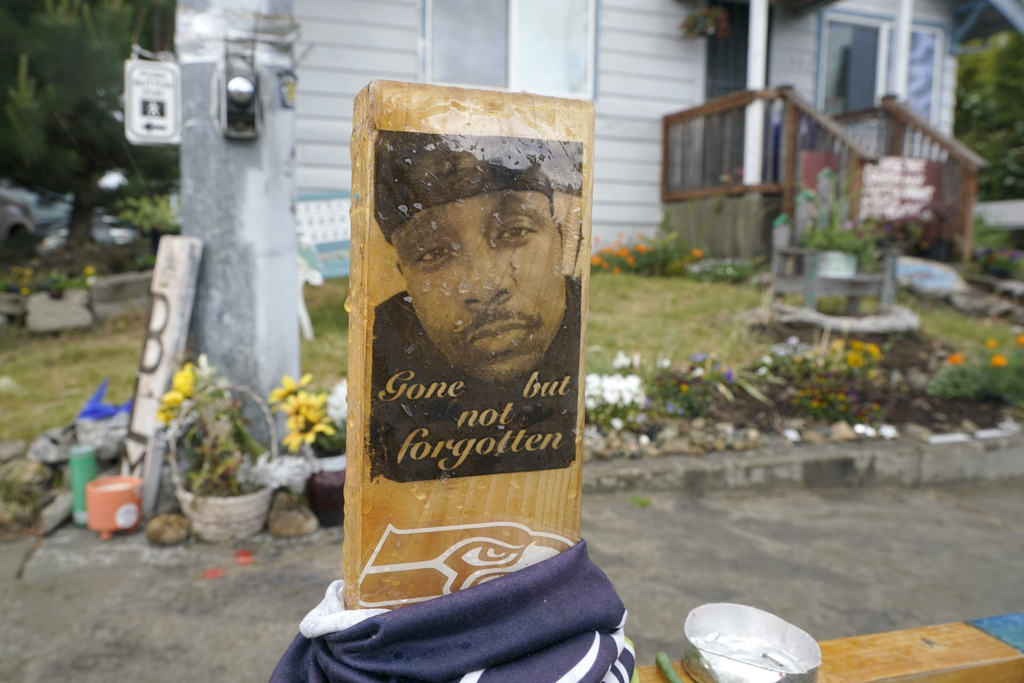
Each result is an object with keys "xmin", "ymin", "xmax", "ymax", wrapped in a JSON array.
[
  {"xmin": 124, "ymin": 59, "xmax": 182, "ymax": 146},
  {"xmin": 345, "ymin": 81, "xmax": 595, "ymax": 608}
]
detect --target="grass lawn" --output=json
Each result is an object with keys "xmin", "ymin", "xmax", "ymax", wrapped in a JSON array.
[{"xmin": 1, "ymin": 274, "xmax": 1019, "ymax": 443}]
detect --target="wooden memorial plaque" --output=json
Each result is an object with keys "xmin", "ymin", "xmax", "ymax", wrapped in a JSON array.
[{"xmin": 344, "ymin": 81, "xmax": 594, "ymax": 609}]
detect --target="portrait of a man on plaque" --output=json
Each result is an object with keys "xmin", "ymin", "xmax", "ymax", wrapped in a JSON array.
[{"xmin": 369, "ymin": 132, "xmax": 584, "ymax": 483}]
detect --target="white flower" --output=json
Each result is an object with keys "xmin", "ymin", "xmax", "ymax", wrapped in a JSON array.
[
  {"xmin": 610, "ymin": 417, "xmax": 624, "ymax": 431},
  {"xmin": 879, "ymin": 424, "xmax": 899, "ymax": 439},
  {"xmin": 327, "ymin": 379, "xmax": 348, "ymax": 424},
  {"xmin": 611, "ymin": 351, "xmax": 632, "ymax": 370},
  {"xmin": 656, "ymin": 357, "xmax": 671, "ymax": 369},
  {"xmin": 245, "ymin": 453, "xmax": 313, "ymax": 492},
  {"xmin": 782, "ymin": 428, "xmax": 801, "ymax": 443},
  {"xmin": 692, "ymin": 367, "xmax": 705, "ymax": 378},
  {"xmin": 761, "ymin": 355, "xmax": 772, "ymax": 366},
  {"xmin": 756, "ymin": 366, "xmax": 768, "ymax": 376}
]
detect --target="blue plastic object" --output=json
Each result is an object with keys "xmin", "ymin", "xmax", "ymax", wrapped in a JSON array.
[{"xmin": 77, "ymin": 379, "xmax": 133, "ymax": 420}]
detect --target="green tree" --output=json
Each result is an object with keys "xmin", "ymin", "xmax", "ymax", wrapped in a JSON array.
[
  {"xmin": 0, "ymin": 0, "xmax": 177, "ymax": 245},
  {"xmin": 956, "ymin": 31, "xmax": 1024, "ymax": 200}
]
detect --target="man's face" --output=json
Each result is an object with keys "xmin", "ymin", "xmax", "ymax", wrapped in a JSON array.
[{"xmin": 392, "ymin": 190, "xmax": 567, "ymax": 383}]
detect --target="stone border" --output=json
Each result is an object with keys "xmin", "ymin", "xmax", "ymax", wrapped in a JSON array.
[{"xmin": 582, "ymin": 432, "xmax": 1024, "ymax": 494}]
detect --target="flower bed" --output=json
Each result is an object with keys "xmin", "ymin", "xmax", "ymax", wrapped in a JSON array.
[{"xmin": 584, "ymin": 326, "xmax": 1016, "ymax": 458}]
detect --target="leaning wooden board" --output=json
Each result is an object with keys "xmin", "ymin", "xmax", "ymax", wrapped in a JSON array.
[
  {"xmin": 636, "ymin": 620, "xmax": 1024, "ymax": 682},
  {"xmin": 344, "ymin": 80, "xmax": 595, "ymax": 609}
]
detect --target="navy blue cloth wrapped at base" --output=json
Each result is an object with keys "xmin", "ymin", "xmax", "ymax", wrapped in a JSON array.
[{"xmin": 270, "ymin": 540, "xmax": 634, "ymax": 683}]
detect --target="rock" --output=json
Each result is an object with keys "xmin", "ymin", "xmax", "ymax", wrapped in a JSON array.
[
  {"xmin": 831, "ymin": 421, "xmax": 858, "ymax": 442},
  {"xmin": 903, "ymin": 423, "xmax": 934, "ymax": 443},
  {"xmin": 75, "ymin": 412, "xmax": 129, "ymax": 463},
  {"xmin": 906, "ymin": 368, "xmax": 931, "ymax": 392},
  {"xmin": 25, "ymin": 290, "xmax": 94, "ymax": 334},
  {"xmin": 145, "ymin": 514, "xmax": 191, "ymax": 546},
  {"xmin": 267, "ymin": 492, "xmax": 319, "ymax": 538},
  {"xmin": 90, "ymin": 271, "xmax": 153, "ymax": 320},
  {"xmin": 802, "ymin": 430, "xmax": 826, "ymax": 445},
  {"xmin": 0, "ymin": 440, "xmax": 26, "ymax": 463},
  {"xmin": 0, "ymin": 376, "xmax": 24, "ymax": 395},
  {"xmin": 745, "ymin": 428, "xmax": 760, "ymax": 446},
  {"xmin": 0, "ymin": 292, "xmax": 25, "ymax": 317},
  {"xmin": 896, "ymin": 256, "xmax": 969, "ymax": 297},
  {"xmin": 691, "ymin": 418, "xmax": 707, "ymax": 431},
  {"xmin": 772, "ymin": 303, "xmax": 921, "ymax": 334},
  {"xmin": 27, "ymin": 424, "xmax": 76, "ymax": 464},
  {"xmin": 961, "ymin": 418, "xmax": 979, "ymax": 433},
  {"xmin": 0, "ymin": 459, "xmax": 53, "ymax": 488},
  {"xmin": 36, "ymin": 490, "xmax": 72, "ymax": 535}
]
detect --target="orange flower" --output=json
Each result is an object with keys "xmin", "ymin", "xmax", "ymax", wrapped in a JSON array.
[
  {"xmin": 1017, "ymin": 334, "xmax": 1024, "ymax": 347},
  {"xmin": 593, "ymin": 236, "xmax": 600, "ymax": 244},
  {"xmin": 691, "ymin": 248, "xmax": 704, "ymax": 259},
  {"xmin": 947, "ymin": 352, "xmax": 965, "ymax": 365},
  {"xmin": 991, "ymin": 354, "xmax": 1009, "ymax": 368},
  {"xmin": 617, "ymin": 248, "xmax": 630, "ymax": 258},
  {"xmin": 613, "ymin": 266, "xmax": 622, "ymax": 274},
  {"xmin": 591, "ymin": 255, "xmax": 602, "ymax": 266},
  {"xmin": 985, "ymin": 338, "xmax": 999, "ymax": 349}
]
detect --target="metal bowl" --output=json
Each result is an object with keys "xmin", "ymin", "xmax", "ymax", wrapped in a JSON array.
[{"xmin": 682, "ymin": 603, "xmax": 821, "ymax": 683}]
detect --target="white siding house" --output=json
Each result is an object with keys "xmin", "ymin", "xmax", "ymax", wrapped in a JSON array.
[{"xmin": 291, "ymin": 0, "xmax": 1015, "ymax": 244}]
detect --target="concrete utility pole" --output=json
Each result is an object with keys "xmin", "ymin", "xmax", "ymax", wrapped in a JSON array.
[{"xmin": 175, "ymin": 0, "xmax": 300, "ymax": 427}]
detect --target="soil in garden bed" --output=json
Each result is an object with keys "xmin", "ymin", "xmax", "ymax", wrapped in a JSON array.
[{"xmin": 706, "ymin": 323, "xmax": 1014, "ymax": 434}]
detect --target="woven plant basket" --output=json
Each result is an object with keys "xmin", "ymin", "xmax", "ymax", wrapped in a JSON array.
[
  {"xmin": 168, "ymin": 382, "xmax": 278, "ymax": 543},
  {"xmin": 174, "ymin": 486, "xmax": 273, "ymax": 542}
]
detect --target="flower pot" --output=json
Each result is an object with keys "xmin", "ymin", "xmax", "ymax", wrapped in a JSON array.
[
  {"xmin": 176, "ymin": 486, "xmax": 273, "ymax": 542},
  {"xmin": 306, "ymin": 454, "xmax": 346, "ymax": 528},
  {"xmin": 817, "ymin": 250, "xmax": 857, "ymax": 278},
  {"xmin": 85, "ymin": 475, "xmax": 143, "ymax": 540}
]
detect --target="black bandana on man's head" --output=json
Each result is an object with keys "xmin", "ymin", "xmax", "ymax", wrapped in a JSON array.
[{"xmin": 374, "ymin": 131, "xmax": 583, "ymax": 243}]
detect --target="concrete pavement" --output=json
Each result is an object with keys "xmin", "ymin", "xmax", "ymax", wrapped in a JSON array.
[{"xmin": 2, "ymin": 449, "xmax": 1024, "ymax": 681}]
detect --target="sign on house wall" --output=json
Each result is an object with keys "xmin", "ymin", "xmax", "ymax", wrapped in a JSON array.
[
  {"xmin": 296, "ymin": 192, "xmax": 351, "ymax": 278},
  {"xmin": 860, "ymin": 156, "xmax": 943, "ymax": 221},
  {"xmin": 344, "ymin": 80, "xmax": 594, "ymax": 609}
]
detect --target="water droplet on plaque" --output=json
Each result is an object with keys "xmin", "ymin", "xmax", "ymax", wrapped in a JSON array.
[{"xmin": 403, "ymin": 296, "xmax": 413, "ymax": 303}]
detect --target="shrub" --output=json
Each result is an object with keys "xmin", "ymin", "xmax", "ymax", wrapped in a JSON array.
[{"xmin": 927, "ymin": 337, "xmax": 1024, "ymax": 406}]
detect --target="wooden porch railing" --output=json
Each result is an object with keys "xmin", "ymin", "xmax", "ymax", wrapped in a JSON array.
[
  {"xmin": 662, "ymin": 88, "xmax": 877, "ymax": 224},
  {"xmin": 835, "ymin": 96, "xmax": 988, "ymax": 261}
]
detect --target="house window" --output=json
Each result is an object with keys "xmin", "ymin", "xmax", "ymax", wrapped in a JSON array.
[
  {"xmin": 819, "ymin": 14, "xmax": 943, "ymax": 122},
  {"xmin": 428, "ymin": 0, "xmax": 595, "ymax": 98}
]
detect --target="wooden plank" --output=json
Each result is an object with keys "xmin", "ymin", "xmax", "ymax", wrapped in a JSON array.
[
  {"xmin": 818, "ymin": 622, "xmax": 1024, "ymax": 683},
  {"xmin": 662, "ymin": 182, "xmax": 783, "ymax": 202},
  {"xmin": 344, "ymin": 80, "xmax": 594, "ymax": 609},
  {"xmin": 120, "ymin": 236, "xmax": 203, "ymax": 515},
  {"xmin": 636, "ymin": 621, "xmax": 1024, "ymax": 682}
]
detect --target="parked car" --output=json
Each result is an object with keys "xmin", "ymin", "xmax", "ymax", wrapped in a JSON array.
[{"xmin": 0, "ymin": 187, "xmax": 36, "ymax": 251}]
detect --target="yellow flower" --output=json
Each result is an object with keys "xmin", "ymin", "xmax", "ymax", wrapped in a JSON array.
[
  {"xmin": 986, "ymin": 338, "xmax": 999, "ymax": 349},
  {"xmin": 865, "ymin": 343, "xmax": 882, "ymax": 360},
  {"xmin": 19, "ymin": 287, "xmax": 29, "ymax": 295},
  {"xmin": 172, "ymin": 364, "xmax": 195, "ymax": 397},
  {"xmin": 846, "ymin": 351, "xmax": 864, "ymax": 369},
  {"xmin": 282, "ymin": 431, "xmax": 306, "ymax": 453},
  {"xmin": 157, "ymin": 407, "xmax": 176, "ymax": 425},
  {"xmin": 269, "ymin": 373, "xmax": 313, "ymax": 405},
  {"xmin": 83, "ymin": 265, "xmax": 96, "ymax": 277},
  {"xmin": 991, "ymin": 354, "xmax": 1009, "ymax": 368},
  {"xmin": 160, "ymin": 389, "xmax": 186, "ymax": 409}
]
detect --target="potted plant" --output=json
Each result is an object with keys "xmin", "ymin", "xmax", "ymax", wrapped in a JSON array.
[
  {"xmin": 976, "ymin": 247, "xmax": 1022, "ymax": 279},
  {"xmin": 795, "ymin": 170, "xmax": 879, "ymax": 276},
  {"xmin": 680, "ymin": 5, "xmax": 730, "ymax": 38},
  {"xmin": 158, "ymin": 355, "xmax": 276, "ymax": 542},
  {"xmin": 269, "ymin": 374, "xmax": 347, "ymax": 527}
]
